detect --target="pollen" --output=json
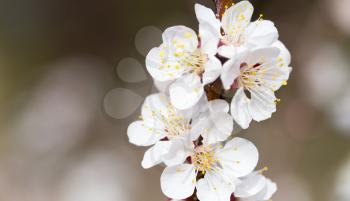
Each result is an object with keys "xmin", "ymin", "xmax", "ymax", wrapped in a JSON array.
[
  {"xmin": 192, "ymin": 145, "xmax": 217, "ymax": 174},
  {"xmin": 258, "ymin": 14, "xmax": 264, "ymax": 21},
  {"xmin": 159, "ymin": 51, "xmax": 165, "ymax": 57},
  {"xmin": 184, "ymin": 32, "xmax": 193, "ymax": 38}
]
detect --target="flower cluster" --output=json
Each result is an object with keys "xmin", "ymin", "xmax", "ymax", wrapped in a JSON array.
[{"xmin": 127, "ymin": 1, "xmax": 292, "ymax": 201}]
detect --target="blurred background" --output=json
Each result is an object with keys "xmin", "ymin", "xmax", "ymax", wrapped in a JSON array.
[{"xmin": 0, "ymin": 0, "xmax": 349, "ymax": 200}]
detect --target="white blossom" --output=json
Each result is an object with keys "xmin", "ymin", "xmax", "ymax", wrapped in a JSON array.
[
  {"xmin": 146, "ymin": 26, "xmax": 222, "ymax": 110},
  {"xmin": 235, "ymin": 170, "xmax": 277, "ymax": 201},
  {"xmin": 220, "ymin": 46, "xmax": 292, "ymax": 129},
  {"xmin": 127, "ymin": 93, "xmax": 233, "ymax": 169},
  {"xmin": 195, "ymin": 1, "xmax": 278, "ymax": 59},
  {"xmin": 160, "ymin": 137, "xmax": 259, "ymax": 201}
]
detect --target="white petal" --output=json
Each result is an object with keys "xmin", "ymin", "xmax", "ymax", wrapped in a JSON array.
[
  {"xmin": 258, "ymin": 62, "xmax": 291, "ymax": 91},
  {"xmin": 162, "ymin": 26, "xmax": 198, "ymax": 54},
  {"xmin": 220, "ymin": 57, "xmax": 241, "ymax": 90},
  {"xmin": 127, "ymin": 121, "xmax": 162, "ymax": 146},
  {"xmin": 146, "ymin": 46, "xmax": 184, "ymax": 81},
  {"xmin": 142, "ymin": 141, "xmax": 172, "ymax": 168},
  {"xmin": 262, "ymin": 179, "xmax": 277, "ymax": 200},
  {"xmin": 244, "ymin": 20, "xmax": 278, "ymax": 48},
  {"xmin": 196, "ymin": 172, "xmax": 234, "ymax": 201},
  {"xmin": 195, "ymin": 3, "xmax": 221, "ymax": 33},
  {"xmin": 248, "ymin": 88, "xmax": 276, "ymax": 122},
  {"xmin": 272, "ymin": 40, "xmax": 291, "ymax": 67},
  {"xmin": 153, "ymin": 79, "xmax": 173, "ymax": 94},
  {"xmin": 141, "ymin": 93, "xmax": 171, "ymax": 127},
  {"xmin": 222, "ymin": 1, "xmax": 253, "ymax": 34},
  {"xmin": 161, "ymin": 139, "xmax": 191, "ymax": 167},
  {"xmin": 240, "ymin": 178, "xmax": 277, "ymax": 201},
  {"xmin": 235, "ymin": 172, "xmax": 267, "ymax": 198},
  {"xmin": 217, "ymin": 45, "xmax": 237, "ymax": 59},
  {"xmin": 202, "ymin": 112, "xmax": 234, "ymax": 145},
  {"xmin": 202, "ymin": 56, "xmax": 222, "ymax": 85},
  {"xmin": 169, "ymin": 74, "xmax": 204, "ymax": 110},
  {"xmin": 190, "ymin": 112, "xmax": 209, "ymax": 141},
  {"xmin": 230, "ymin": 88, "xmax": 252, "ymax": 129},
  {"xmin": 161, "ymin": 164, "xmax": 196, "ymax": 199},
  {"xmin": 216, "ymin": 137, "xmax": 259, "ymax": 178},
  {"xmin": 246, "ymin": 47, "xmax": 280, "ymax": 66},
  {"xmin": 208, "ymin": 99, "xmax": 230, "ymax": 113},
  {"xmin": 199, "ymin": 22, "xmax": 220, "ymax": 56}
]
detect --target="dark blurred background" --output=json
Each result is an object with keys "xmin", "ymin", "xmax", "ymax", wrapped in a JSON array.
[{"xmin": 0, "ymin": 0, "xmax": 349, "ymax": 200}]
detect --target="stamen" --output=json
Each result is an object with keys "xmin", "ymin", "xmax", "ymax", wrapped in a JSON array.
[
  {"xmin": 143, "ymin": 102, "xmax": 190, "ymax": 139},
  {"xmin": 191, "ymin": 145, "xmax": 218, "ymax": 174}
]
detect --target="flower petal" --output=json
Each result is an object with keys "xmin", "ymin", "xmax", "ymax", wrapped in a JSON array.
[
  {"xmin": 142, "ymin": 141, "xmax": 172, "ymax": 168},
  {"xmin": 272, "ymin": 40, "xmax": 291, "ymax": 67},
  {"xmin": 262, "ymin": 179, "xmax": 277, "ymax": 200},
  {"xmin": 161, "ymin": 139, "xmax": 191, "ymax": 167},
  {"xmin": 217, "ymin": 45, "xmax": 237, "ymax": 59},
  {"xmin": 196, "ymin": 172, "xmax": 234, "ymax": 201},
  {"xmin": 221, "ymin": 57, "xmax": 241, "ymax": 90},
  {"xmin": 141, "ymin": 93, "xmax": 170, "ymax": 127},
  {"xmin": 169, "ymin": 74, "xmax": 204, "ymax": 110},
  {"xmin": 235, "ymin": 172, "xmax": 267, "ymax": 198},
  {"xmin": 222, "ymin": 1, "xmax": 253, "ymax": 35},
  {"xmin": 146, "ymin": 46, "xmax": 184, "ymax": 81},
  {"xmin": 127, "ymin": 120, "xmax": 162, "ymax": 146},
  {"xmin": 230, "ymin": 88, "xmax": 252, "ymax": 129},
  {"xmin": 162, "ymin": 26, "xmax": 198, "ymax": 54},
  {"xmin": 208, "ymin": 99, "xmax": 230, "ymax": 113},
  {"xmin": 216, "ymin": 137, "xmax": 259, "ymax": 178},
  {"xmin": 195, "ymin": 3, "xmax": 221, "ymax": 33},
  {"xmin": 203, "ymin": 112, "xmax": 234, "ymax": 145},
  {"xmin": 199, "ymin": 22, "xmax": 221, "ymax": 56},
  {"xmin": 161, "ymin": 164, "xmax": 196, "ymax": 199},
  {"xmin": 248, "ymin": 87, "xmax": 276, "ymax": 122},
  {"xmin": 239, "ymin": 178, "xmax": 277, "ymax": 201},
  {"xmin": 153, "ymin": 79, "xmax": 173, "ymax": 94},
  {"xmin": 202, "ymin": 56, "xmax": 222, "ymax": 85},
  {"xmin": 246, "ymin": 47, "xmax": 280, "ymax": 66},
  {"xmin": 244, "ymin": 20, "xmax": 278, "ymax": 48}
]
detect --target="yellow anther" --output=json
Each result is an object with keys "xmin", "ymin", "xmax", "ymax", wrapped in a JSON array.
[
  {"xmin": 282, "ymin": 80, "xmax": 288, "ymax": 86},
  {"xmin": 184, "ymin": 32, "xmax": 192, "ymax": 38},
  {"xmin": 258, "ymin": 14, "xmax": 264, "ymax": 21},
  {"xmin": 238, "ymin": 13, "xmax": 246, "ymax": 21},
  {"xmin": 174, "ymin": 52, "xmax": 184, "ymax": 57},
  {"xmin": 159, "ymin": 51, "xmax": 165, "ymax": 57},
  {"xmin": 176, "ymin": 167, "xmax": 184, "ymax": 172},
  {"xmin": 177, "ymin": 44, "xmax": 185, "ymax": 48}
]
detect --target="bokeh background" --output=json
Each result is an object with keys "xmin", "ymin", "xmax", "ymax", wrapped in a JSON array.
[{"xmin": 0, "ymin": 0, "xmax": 349, "ymax": 200}]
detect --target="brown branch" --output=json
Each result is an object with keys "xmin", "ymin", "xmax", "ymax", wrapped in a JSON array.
[{"xmin": 213, "ymin": 0, "xmax": 234, "ymax": 18}]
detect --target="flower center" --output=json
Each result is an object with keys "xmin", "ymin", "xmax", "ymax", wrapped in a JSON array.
[
  {"xmin": 163, "ymin": 115, "xmax": 190, "ymax": 139},
  {"xmin": 237, "ymin": 62, "xmax": 263, "ymax": 90},
  {"xmin": 160, "ymin": 104, "xmax": 191, "ymax": 139},
  {"xmin": 178, "ymin": 49, "xmax": 207, "ymax": 76},
  {"xmin": 222, "ymin": 33, "xmax": 245, "ymax": 47},
  {"xmin": 191, "ymin": 145, "xmax": 217, "ymax": 173}
]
